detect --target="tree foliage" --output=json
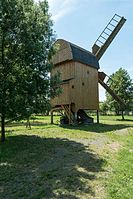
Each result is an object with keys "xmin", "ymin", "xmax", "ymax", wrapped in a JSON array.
[
  {"xmin": 99, "ymin": 101, "xmax": 108, "ymax": 115},
  {"xmin": 0, "ymin": 0, "xmax": 60, "ymax": 141},
  {"xmin": 105, "ymin": 68, "xmax": 133, "ymax": 115}
]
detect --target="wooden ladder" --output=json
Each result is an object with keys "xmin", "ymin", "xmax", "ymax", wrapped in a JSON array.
[{"xmin": 61, "ymin": 104, "xmax": 74, "ymax": 125}]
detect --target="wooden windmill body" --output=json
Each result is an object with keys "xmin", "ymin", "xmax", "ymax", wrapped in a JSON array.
[{"xmin": 51, "ymin": 14, "xmax": 126, "ymax": 125}]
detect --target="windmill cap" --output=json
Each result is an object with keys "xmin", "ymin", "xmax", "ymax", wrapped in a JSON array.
[{"xmin": 52, "ymin": 39, "xmax": 99, "ymax": 69}]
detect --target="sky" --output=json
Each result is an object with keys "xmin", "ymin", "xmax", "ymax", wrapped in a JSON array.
[{"xmin": 39, "ymin": 0, "xmax": 133, "ymax": 101}]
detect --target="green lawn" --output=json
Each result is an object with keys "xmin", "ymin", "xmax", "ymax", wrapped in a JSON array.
[{"xmin": 0, "ymin": 115, "xmax": 133, "ymax": 199}]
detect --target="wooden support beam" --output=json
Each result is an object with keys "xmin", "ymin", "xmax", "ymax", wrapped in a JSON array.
[
  {"xmin": 74, "ymin": 112, "xmax": 78, "ymax": 125},
  {"xmin": 51, "ymin": 110, "xmax": 54, "ymax": 124},
  {"xmin": 97, "ymin": 110, "xmax": 99, "ymax": 124},
  {"xmin": 69, "ymin": 104, "xmax": 71, "ymax": 124}
]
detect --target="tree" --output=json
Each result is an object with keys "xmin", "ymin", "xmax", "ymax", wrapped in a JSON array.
[
  {"xmin": 0, "ymin": 0, "xmax": 60, "ymax": 142},
  {"xmin": 99, "ymin": 101, "xmax": 108, "ymax": 115},
  {"xmin": 105, "ymin": 68, "xmax": 133, "ymax": 117}
]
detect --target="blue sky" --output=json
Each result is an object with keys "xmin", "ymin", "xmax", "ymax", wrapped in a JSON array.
[{"xmin": 47, "ymin": 0, "xmax": 133, "ymax": 101}]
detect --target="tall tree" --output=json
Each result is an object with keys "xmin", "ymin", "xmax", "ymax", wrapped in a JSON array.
[
  {"xmin": 0, "ymin": 0, "xmax": 60, "ymax": 142},
  {"xmin": 105, "ymin": 68, "xmax": 133, "ymax": 116}
]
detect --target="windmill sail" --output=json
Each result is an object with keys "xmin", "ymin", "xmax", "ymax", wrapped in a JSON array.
[
  {"xmin": 98, "ymin": 72, "xmax": 126, "ymax": 109},
  {"xmin": 92, "ymin": 14, "xmax": 126, "ymax": 60},
  {"xmin": 92, "ymin": 14, "xmax": 126, "ymax": 108}
]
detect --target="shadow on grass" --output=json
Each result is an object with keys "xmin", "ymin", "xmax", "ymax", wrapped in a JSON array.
[
  {"xmin": 6, "ymin": 121, "xmax": 49, "ymax": 127},
  {"xmin": 0, "ymin": 135, "xmax": 106, "ymax": 199},
  {"xmin": 61, "ymin": 123, "xmax": 133, "ymax": 133},
  {"xmin": 116, "ymin": 119, "xmax": 133, "ymax": 122}
]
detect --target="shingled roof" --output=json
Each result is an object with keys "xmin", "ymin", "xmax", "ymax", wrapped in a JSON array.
[{"xmin": 52, "ymin": 39, "xmax": 99, "ymax": 69}]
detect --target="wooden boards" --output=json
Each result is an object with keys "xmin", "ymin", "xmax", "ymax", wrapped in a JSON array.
[{"xmin": 51, "ymin": 60, "xmax": 99, "ymax": 111}]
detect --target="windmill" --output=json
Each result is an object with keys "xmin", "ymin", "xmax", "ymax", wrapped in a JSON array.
[{"xmin": 50, "ymin": 14, "xmax": 126, "ymax": 125}]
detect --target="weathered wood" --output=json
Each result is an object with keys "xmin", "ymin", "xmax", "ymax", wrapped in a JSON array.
[
  {"xmin": 51, "ymin": 61, "xmax": 99, "ymax": 111},
  {"xmin": 52, "ymin": 41, "xmax": 72, "ymax": 65}
]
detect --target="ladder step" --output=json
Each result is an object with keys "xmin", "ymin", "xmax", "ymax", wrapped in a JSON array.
[
  {"xmin": 100, "ymin": 35, "xmax": 107, "ymax": 40},
  {"xmin": 112, "ymin": 18, "xmax": 119, "ymax": 23},
  {"xmin": 106, "ymin": 27, "xmax": 113, "ymax": 32},
  {"xmin": 109, "ymin": 23, "xmax": 116, "ymax": 27},
  {"xmin": 103, "ymin": 31, "xmax": 110, "ymax": 36},
  {"xmin": 97, "ymin": 39, "xmax": 104, "ymax": 44},
  {"xmin": 114, "ymin": 13, "xmax": 121, "ymax": 18}
]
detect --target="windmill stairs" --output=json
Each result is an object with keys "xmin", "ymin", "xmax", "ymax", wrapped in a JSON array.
[
  {"xmin": 61, "ymin": 104, "xmax": 75, "ymax": 125},
  {"xmin": 60, "ymin": 105, "xmax": 93, "ymax": 125}
]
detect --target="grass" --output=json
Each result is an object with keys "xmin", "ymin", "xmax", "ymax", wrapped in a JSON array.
[
  {"xmin": 0, "ymin": 115, "xmax": 133, "ymax": 199},
  {"xmin": 105, "ymin": 128, "xmax": 133, "ymax": 199}
]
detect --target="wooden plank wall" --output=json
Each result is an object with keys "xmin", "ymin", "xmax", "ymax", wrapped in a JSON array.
[
  {"xmin": 71, "ymin": 62, "xmax": 99, "ymax": 111},
  {"xmin": 52, "ymin": 40, "xmax": 72, "ymax": 65},
  {"xmin": 51, "ymin": 61, "xmax": 75, "ymax": 106},
  {"xmin": 51, "ymin": 61, "xmax": 99, "ymax": 111}
]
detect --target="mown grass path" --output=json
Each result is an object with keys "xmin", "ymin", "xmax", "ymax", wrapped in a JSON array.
[{"xmin": 0, "ymin": 116, "xmax": 133, "ymax": 198}]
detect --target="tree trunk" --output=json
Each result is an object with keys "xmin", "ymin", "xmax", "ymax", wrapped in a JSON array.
[
  {"xmin": 1, "ymin": 114, "xmax": 6, "ymax": 142},
  {"xmin": 121, "ymin": 111, "xmax": 125, "ymax": 120}
]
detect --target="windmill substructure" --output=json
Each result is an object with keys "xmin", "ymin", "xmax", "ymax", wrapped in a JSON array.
[{"xmin": 50, "ymin": 14, "xmax": 126, "ymax": 125}]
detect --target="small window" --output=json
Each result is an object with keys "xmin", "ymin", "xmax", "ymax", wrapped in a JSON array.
[
  {"xmin": 72, "ymin": 85, "xmax": 74, "ymax": 89},
  {"xmin": 82, "ymin": 82, "xmax": 84, "ymax": 86},
  {"xmin": 87, "ymin": 70, "xmax": 89, "ymax": 74}
]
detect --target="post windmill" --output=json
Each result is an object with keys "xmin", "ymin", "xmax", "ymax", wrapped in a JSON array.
[{"xmin": 50, "ymin": 14, "xmax": 126, "ymax": 125}]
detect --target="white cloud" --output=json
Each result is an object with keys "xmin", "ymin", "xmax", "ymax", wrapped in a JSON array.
[
  {"xmin": 34, "ymin": 0, "xmax": 90, "ymax": 23},
  {"xmin": 48, "ymin": 0, "xmax": 78, "ymax": 22},
  {"xmin": 34, "ymin": 0, "xmax": 77, "ymax": 22},
  {"xmin": 48, "ymin": 0, "xmax": 90, "ymax": 23}
]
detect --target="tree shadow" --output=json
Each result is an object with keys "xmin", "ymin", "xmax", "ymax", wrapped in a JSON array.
[
  {"xmin": 0, "ymin": 135, "xmax": 106, "ymax": 199},
  {"xmin": 116, "ymin": 119, "xmax": 133, "ymax": 122},
  {"xmin": 61, "ymin": 123, "xmax": 133, "ymax": 133},
  {"xmin": 6, "ymin": 121, "xmax": 49, "ymax": 127}
]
